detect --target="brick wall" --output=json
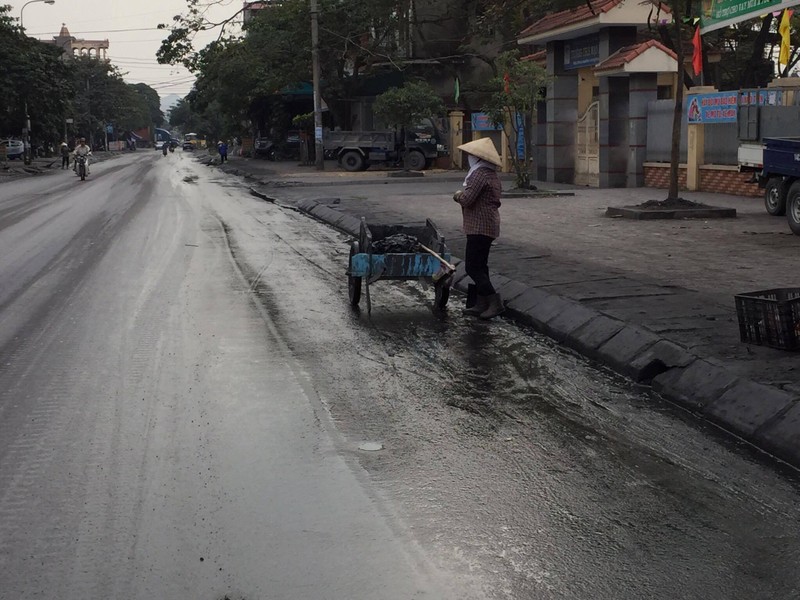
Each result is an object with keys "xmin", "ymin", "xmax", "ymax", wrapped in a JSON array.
[{"xmin": 643, "ymin": 164, "xmax": 761, "ymax": 197}]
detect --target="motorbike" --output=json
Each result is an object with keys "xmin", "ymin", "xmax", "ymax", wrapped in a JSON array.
[
  {"xmin": 162, "ymin": 143, "xmax": 169, "ymax": 156},
  {"xmin": 168, "ymin": 144, "xmax": 175, "ymax": 153},
  {"xmin": 75, "ymin": 154, "xmax": 88, "ymax": 181}
]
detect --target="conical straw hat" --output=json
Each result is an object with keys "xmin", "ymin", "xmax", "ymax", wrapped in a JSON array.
[{"xmin": 457, "ymin": 137, "xmax": 502, "ymax": 167}]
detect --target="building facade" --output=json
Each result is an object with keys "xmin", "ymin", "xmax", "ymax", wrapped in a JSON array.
[
  {"xmin": 44, "ymin": 23, "xmax": 109, "ymax": 60},
  {"xmin": 517, "ymin": 0, "xmax": 677, "ymax": 188}
]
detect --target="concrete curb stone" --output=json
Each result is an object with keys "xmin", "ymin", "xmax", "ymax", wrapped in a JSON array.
[
  {"xmin": 562, "ymin": 315, "xmax": 626, "ymax": 362},
  {"xmin": 705, "ymin": 382, "xmax": 797, "ymax": 440},
  {"xmin": 627, "ymin": 340, "xmax": 696, "ymax": 383},
  {"xmin": 754, "ymin": 402, "xmax": 800, "ymax": 467},
  {"xmin": 595, "ymin": 325, "xmax": 661, "ymax": 381},
  {"xmin": 651, "ymin": 360, "xmax": 739, "ymax": 412},
  {"xmin": 544, "ymin": 303, "xmax": 600, "ymax": 343}
]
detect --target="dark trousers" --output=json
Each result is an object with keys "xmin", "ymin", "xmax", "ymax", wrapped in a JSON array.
[
  {"xmin": 61, "ymin": 155, "xmax": 69, "ymax": 169},
  {"xmin": 464, "ymin": 234, "xmax": 495, "ymax": 296},
  {"xmin": 220, "ymin": 153, "xmax": 227, "ymax": 163}
]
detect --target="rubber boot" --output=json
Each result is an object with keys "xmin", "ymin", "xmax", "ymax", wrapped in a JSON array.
[
  {"xmin": 479, "ymin": 293, "xmax": 505, "ymax": 320},
  {"xmin": 462, "ymin": 295, "xmax": 489, "ymax": 316}
]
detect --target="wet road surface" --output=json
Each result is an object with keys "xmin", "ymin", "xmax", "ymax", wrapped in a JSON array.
[{"xmin": 0, "ymin": 152, "xmax": 799, "ymax": 599}]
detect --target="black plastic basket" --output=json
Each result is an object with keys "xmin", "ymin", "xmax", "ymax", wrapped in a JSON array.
[{"xmin": 735, "ymin": 288, "xmax": 800, "ymax": 351}]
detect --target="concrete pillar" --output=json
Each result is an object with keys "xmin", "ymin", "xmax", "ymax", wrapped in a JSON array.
[
  {"xmin": 685, "ymin": 86, "xmax": 715, "ymax": 190},
  {"xmin": 546, "ymin": 42, "xmax": 578, "ymax": 183},
  {"xmin": 449, "ymin": 110, "xmax": 464, "ymax": 169},
  {"xmin": 599, "ymin": 76, "xmax": 629, "ymax": 188},
  {"xmin": 627, "ymin": 73, "xmax": 657, "ymax": 187},
  {"xmin": 686, "ymin": 122, "xmax": 704, "ymax": 191}
]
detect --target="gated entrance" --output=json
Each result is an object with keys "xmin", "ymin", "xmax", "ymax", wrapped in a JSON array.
[{"xmin": 575, "ymin": 101, "xmax": 599, "ymax": 186}]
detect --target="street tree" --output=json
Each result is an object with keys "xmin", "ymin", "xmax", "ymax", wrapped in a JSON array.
[
  {"xmin": 130, "ymin": 83, "xmax": 165, "ymax": 128},
  {"xmin": 0, "ymin": 5, "xmax": 74, "ymax": 148},
  {"xmin": 70, "ymin": 57, "xmax": 150, "ymax": 145},
  {"xmin": 372, "ymin": 80, "xmax": 445, "ymax": 170},
  {"xmin": 481, "ymin": 50, "xmax": 547, "ymax": 189},
  {"xmin": 158, "ymin": 0, "xmax": 421, "ymax": 132}
]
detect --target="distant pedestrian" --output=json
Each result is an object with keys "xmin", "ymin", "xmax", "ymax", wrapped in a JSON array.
[
  {"xmin": 218, "ymin": 140, "xmax": 228, "ymax": 163},
  {"xmin": 60, "ymin": 141, "xmax": 70, "ymax": 169},
  {"xmin": 452, "ymin": 137, "xmax": 504, "ymax": 320}
]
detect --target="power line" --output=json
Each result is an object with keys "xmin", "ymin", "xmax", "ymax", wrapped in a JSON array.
[{"xmin": 29, "ymin": 27, "xmax": 163, "ymax": 35}]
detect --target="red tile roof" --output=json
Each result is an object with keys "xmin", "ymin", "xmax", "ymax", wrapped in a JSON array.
[
  {"xmin": 593, "ymin": 39, "xmax": 676, "ymax": 72},
  {"xmin": 518, "ymin": 0, "xmax": 671, "ymax": 39},
  {"xmin": 521, "ymin": 50, "xmax": 546, "ymax": 65}
]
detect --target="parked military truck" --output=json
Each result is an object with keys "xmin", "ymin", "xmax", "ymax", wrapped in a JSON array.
[{"xmin": 323, "ymin": 118, "xmax": 447, "ymax": 172}]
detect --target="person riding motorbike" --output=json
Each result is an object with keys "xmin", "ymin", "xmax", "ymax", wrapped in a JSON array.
[{"xmin": 73, "ymin": 138, "xmax": 92, "ymax": 175}]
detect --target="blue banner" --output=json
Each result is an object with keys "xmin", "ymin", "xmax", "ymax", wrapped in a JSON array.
[
  {"xmin": 471, "ymin": 113, "xmax": 502, "ymax": 131},
  {"xmin": 686, "ymin": 92, "xmax": 738, "ymax": 124}
]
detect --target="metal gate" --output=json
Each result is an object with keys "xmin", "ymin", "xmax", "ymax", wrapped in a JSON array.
[{"xmin": 575, "ymin": 101, "xmax": 599, "ymax": 187}]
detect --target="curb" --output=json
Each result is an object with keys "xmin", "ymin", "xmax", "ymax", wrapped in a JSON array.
[{"xmin": 279, "ymin": 197, "xmax": 800, "ymax": 470}]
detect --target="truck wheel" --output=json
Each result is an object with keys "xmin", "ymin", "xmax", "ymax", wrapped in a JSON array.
[
  {"xmin": 787, "ymin": 186, "xmax": 800, "ymax": 235},
  {"xmin": 341, "ymin": 151, "xmax": 364, "ymax": 172},
  {"xmin": 764, "ymin": 177, "xmax": 787, "ymax": 216},
  {"xmin": 407, "ymin": 150, "xmax": 426, "ymax": 171}
]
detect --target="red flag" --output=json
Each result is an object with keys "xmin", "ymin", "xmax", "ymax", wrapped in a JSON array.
[
  {"xmin": 692, "ymin": 26, "xmax": 703, "ymax": 76},
  {"xmin": 503, "ymin": 72, "xmax": 510, "ymax": 93}
]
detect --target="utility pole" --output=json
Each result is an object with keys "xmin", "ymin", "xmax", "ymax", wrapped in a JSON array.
[
  {"xmin": 19, "ymin": 0, "xmax": 56, "ymax": 165},
  {"xmin": 311, "ymin": 0, "xmax": 324, "ymax": 170}
]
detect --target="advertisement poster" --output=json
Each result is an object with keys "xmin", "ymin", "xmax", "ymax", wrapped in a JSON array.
[
  {"xmin": 686, "ymin": 89, "xmax": 785, "ymax": 123},
  {"xmin": 471, "ymin": 113, "xmax": 503, "ymax": 131},
  {"xmin": 686, "ymin": 91, "xmax": 738, "ymax": 123}
]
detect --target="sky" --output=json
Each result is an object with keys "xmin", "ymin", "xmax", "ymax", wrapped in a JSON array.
[{"xmin": 8, "ymin": 0, "xmax": 243, "ymax": 102}]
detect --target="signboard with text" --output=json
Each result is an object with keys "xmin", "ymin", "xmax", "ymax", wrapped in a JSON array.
[
  {"xmin": 699, "ymin": 0, "xmax": 800, "ymax": 34},
  {"xmin": 471, "ymin": 112, "xmax": 503, "ymax": 131},
  {"xmin": 563, "ymin": 34, "xmax": 600, "ymax": 70},
  {"xmin": 686, "ymin": 89, "xmax": 785, "ymax": 123},
  {"xmin": 686, "ymin": 91, "xmax": 738, "ymax": 123}
]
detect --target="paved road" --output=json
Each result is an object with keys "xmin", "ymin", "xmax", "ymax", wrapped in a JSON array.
[
  {"xmin": 0, "ymin": 153, "xmax": 461, "ymax": 599},
  {"xmin": 2, "ymin": 152, "xmax": 800, "ymax": 599}
]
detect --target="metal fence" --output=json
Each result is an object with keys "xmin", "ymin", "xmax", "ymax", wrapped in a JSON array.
[{"xmin": 646, "ymin": 98, "xmax": 800, "ymax": 166}]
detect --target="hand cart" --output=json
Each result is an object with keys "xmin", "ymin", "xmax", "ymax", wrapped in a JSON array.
[{"xmin": 346, "ymin": 217, "xmax": 453, "ymax": 312}]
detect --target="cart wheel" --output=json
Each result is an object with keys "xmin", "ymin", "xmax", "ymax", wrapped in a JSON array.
[
  {"xmin": 348, "ymin": 242, "xmax": 362, "ymax": 306},
  {"xmin": 434, "ymin": 280, "xmax": 450, "ymax": 310},
  {"xmin": 765, "ymin": 177, "xmax": 787, "ymax": 216}
]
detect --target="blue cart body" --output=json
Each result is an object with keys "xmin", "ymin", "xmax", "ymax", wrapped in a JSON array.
[{"xmin": 349, "ymin": 252, "xmax": 450, "ymax": 278}]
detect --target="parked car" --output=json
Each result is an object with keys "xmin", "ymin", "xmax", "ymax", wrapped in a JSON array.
[{"xmin": 1, "ymin": 139, "xmax": 24, "ymax": 160}]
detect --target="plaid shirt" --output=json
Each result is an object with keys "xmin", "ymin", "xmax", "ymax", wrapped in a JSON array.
[{"xmin": 457, "ymin": 167, "xmax": 502, "ymax": 238}]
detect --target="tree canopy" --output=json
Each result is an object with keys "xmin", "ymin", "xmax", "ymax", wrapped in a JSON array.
[{"xmin": 0, "ymin": 5, "xmax": 165, "ymax": 150}]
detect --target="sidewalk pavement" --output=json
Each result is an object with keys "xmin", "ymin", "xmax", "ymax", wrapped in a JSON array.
[{"xmin": 132, "ymin": 152, "xmax": 800, "ymax": 469}]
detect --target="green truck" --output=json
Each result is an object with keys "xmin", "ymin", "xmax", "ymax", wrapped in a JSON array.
[{"xmin": 323, "ymin": 118, "xmax": 448, "ymax": 172}]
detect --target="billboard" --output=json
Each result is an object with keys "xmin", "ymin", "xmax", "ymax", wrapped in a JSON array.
[{"xmin": 699, "ymin": 0, "xmax": 800, "ymax": 34}]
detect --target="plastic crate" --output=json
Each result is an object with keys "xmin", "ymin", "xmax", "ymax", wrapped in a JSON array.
[{"xmin": 735, "ymin": 288, "xmax": 800, "ymax": 351}]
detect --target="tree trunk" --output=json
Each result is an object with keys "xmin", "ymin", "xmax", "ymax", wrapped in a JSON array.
[
  {"xmin": 743, "ymin": 15, "xmax": 773, "ymax": 87},
  {"xmin": 668, "ymin": 0, "xmax": 685, "ymax": 201}
]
